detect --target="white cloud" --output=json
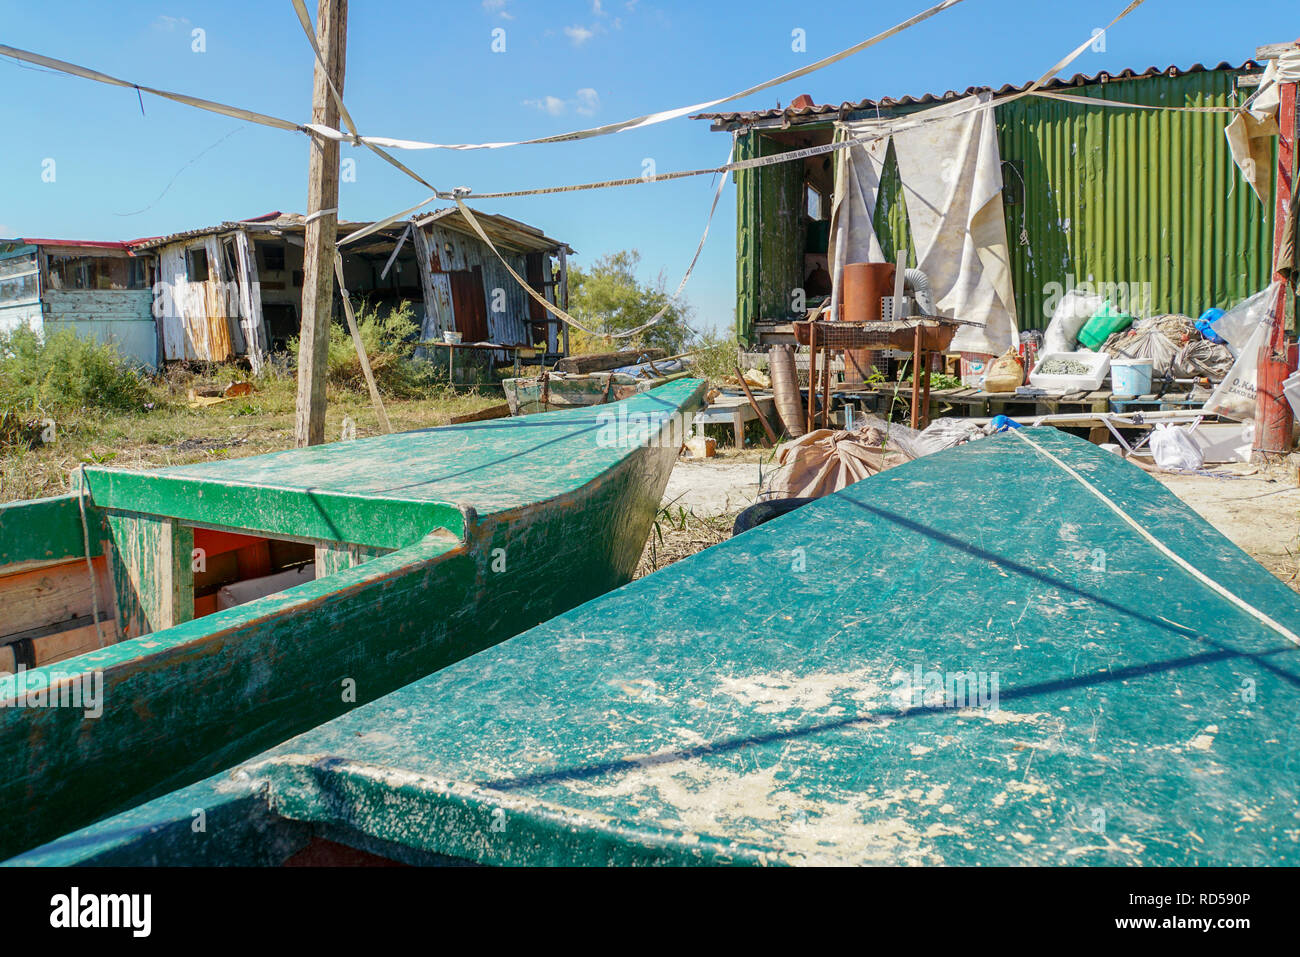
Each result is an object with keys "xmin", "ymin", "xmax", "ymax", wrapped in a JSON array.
[
  {"xmin": 592, "ymin": 0, "xmax": 606, "ymax": 14},
  {"xmin": 524, "ymin": 89, "xmax": 601, "ymax": 118},
  {"xmin": 564, "ymin": 25, "xmax": 595, "ymax": 45},
  {"xmin": 482, "ymin": 0, "xmax": 513, "ymax": 19},
  {"xmin": 0, "ymin": 226, "xmax": 13, "ymax": 237},
  {"xmin": 523, "ymin": 95, "xmax": 568, "ymax": 116},
  {"xmin": 575, "ymin": 88, "xmax": 600, "ymax": 116},
  {"xmin": 152, "ymin": 15, "xmax": 191, "ymax": 32}
]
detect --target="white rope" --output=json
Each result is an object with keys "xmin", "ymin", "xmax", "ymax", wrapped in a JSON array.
[{"xmin": 1011, "ymin": 429, "xmax": 1300, "ymax": 648}]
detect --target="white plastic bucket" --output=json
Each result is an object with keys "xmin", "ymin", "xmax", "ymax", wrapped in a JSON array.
[{"xmin": 1111, "ymin": 358, "xmax": 1153, "ymax": 397}]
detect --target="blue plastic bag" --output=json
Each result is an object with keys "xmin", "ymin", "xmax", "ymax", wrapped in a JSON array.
[{"xmin": 1196, "ymin": 307, "xmax": 1227, "ymax": 345}]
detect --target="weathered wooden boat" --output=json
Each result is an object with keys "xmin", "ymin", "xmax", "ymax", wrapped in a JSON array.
[
  {"xmin": 0, "ymin": 377, "xmax": 704, "ymax": 860},
  {"xmin": 504, "ymin": 368, "xmax": 690, "ymax": 416},
  {"xmin": 12, "ymin": 427, "xmax": 1300, "ymax": 866}
]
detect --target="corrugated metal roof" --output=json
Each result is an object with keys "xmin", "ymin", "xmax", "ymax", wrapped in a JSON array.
[
  {"xmin": 128, "ymin": 212, "xmax": 381, "ymax": 251},
  {"xmin": 695, "ymin": 61, "xmax": 1262, "ymax": 127},
  {"xmin": 130, "ymin": 207, "xmax": 570, "ymax": 255},
  {"xmin": 18, "ymin": 238, "xmax": 137, "ymax": 251},
  {"xmin": 412, "ymin": 206, "xmax": 573, "ymax": 254}
]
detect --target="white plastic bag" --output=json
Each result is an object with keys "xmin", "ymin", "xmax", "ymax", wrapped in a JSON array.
[
  {"xmin": 1149, "ymin": 424, "xmax": 1205, "ymax": 472},
  {"xmin": 1043, "ymin": 290, "xmax": 1104, "ymax": 354},
  {"xmin": 1203, "ymin": 283, "xmax": 1283, "ymax": 420}
]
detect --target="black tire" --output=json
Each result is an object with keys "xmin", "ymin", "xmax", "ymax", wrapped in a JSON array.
[{"xmin": 731, "ymin": 497, "xmax": 818, "ymax": 536}]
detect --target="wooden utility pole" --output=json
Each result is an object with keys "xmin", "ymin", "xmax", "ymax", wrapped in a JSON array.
[
  {"xmin": 1255, "ymin": 39, "xmax": 1299, "ymax": 455},
  {"xmin": 294, "ymin": 0, "xmax": 348, "ymax": 447}
]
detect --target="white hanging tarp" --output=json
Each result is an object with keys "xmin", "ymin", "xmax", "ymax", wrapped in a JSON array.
[
  {"xmin": 1226, "ymin": 49, "xmax": 1300, "ymax": 205},
  {"xmin": 889, "ymin": 93, "xmax": 1018, "ymax": 354},
  {"xmin": 827, "ymin": 124, "xmax": 890, "ymax": 321}
]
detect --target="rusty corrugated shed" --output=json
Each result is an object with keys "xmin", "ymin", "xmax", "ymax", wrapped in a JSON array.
[{"xmin": 725, "ymin": 62, "xmax": 1277, "ymax": 342}]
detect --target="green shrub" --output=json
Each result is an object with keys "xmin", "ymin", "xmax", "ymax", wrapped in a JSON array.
[
  {"xmin": 292, "ymin": 299, "xmax": 443, "ymax": 398},
  {"xmin": 687, "ymin": 328, "xmax": 740, "ymax": 387},
  {"xmin": 0, "ymin": 326, "xmax": 154, "ymax": 415}
]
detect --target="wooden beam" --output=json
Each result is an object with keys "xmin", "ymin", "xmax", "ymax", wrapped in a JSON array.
[{"xmin": 294, "ymin": 0, "xmax": 348, "ymax": 448}]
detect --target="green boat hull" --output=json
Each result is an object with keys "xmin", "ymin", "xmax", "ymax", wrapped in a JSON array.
[
  {"xmin": 12, "ymin": 426, "xmax": 1300, "ymax": 866},
  {"xmin": 0, "ymin": 379, "xmax": 704, "ymax": 859}
]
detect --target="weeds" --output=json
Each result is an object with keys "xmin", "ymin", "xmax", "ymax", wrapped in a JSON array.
[{"xmin": 0, "ymin": 326, "xmax": 154, "ymax": 418}]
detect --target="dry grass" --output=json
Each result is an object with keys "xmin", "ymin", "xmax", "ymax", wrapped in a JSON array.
[
  {"xmin": 635, "ymin": 503, "xmax": 737, "ymax": 579},
  {"xmin": 0, "ymin": 366, "xmax": 500, "ymax": 503}
]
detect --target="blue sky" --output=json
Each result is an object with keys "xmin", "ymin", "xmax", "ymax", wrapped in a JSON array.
[{"xmin": 0, "ymin": 0, "xmax": 1295, "ymax": 333}]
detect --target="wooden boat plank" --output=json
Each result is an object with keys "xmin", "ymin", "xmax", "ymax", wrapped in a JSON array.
[{"xmin": 18, "ymin": 426, "xmax": 1296, "ymax": 867}]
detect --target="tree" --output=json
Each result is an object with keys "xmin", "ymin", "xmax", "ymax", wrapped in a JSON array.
[{"xmin": 566, "ymin": 250, "xmax": 693, "ymax": 354}]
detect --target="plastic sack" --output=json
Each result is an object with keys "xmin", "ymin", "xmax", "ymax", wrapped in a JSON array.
[
  {"xmin": 1149, "ymin": 424, "xmax": 1205, "ymax": 472},
  {"xmin": 1207, "ymin": 284, "xmax": 1278, "ymax": 351},
  {"xmin": 1105, "ymin": 326, "xmax": 1180, "ymax": 378},
  {"xmin": 1043, "ymin": 290, "xmax": 1104, "ymax": 354},
  {"xmin": 1078, "ymin": 301, "xmax": 1136, "ymax": 351},
  {"xmin": 1196, "ymin": 307, "xmax": 1227, "ymax": 345},
  {"xmin": 983, "ymin": 348, "xmax": 1025, "ymax": 393},
  {"xmin": 1203, "ymin": 283, "xmax": 1283, "ymax": 420}
]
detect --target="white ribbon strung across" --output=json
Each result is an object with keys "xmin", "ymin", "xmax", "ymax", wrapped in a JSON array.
[
  {"xmin": 2, "ymin": 0, "xmax": 971, "ymax": 155},
  {"xmin": 318, "ymin": 0, "xmax": 972, "ymax": 152},
  {"xmin": 450, "ymin": 142, "xmax": 733, "ymax": 342},
  {"xmin": 341, "ymin": 0, "xmax": 1155, "ymax": 343},
  {"xmin": 1028, "ymin": 89, "xmax": 1243, "ymax": 113},
  {"xmin": 0, "ymin": 43, "xmax": 304, "ymax": 132}
]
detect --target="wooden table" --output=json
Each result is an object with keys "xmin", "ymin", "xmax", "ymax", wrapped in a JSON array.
[
  {"xmin": 423, "ymin": 340, "xmax": 538, "ymax": 381},
  {"xmin": 694, "ymin": 393, "xmax": 777, "ymax": 448},
  {"xmin": 794, "ymin": 319, "xmax": 961, "ymax": 432}
]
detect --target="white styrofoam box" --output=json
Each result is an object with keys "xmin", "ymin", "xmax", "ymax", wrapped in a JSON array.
[
  {"xmin": 1028, "ymin": 351, "xmax": 1111, "ymax": 392},
  {"xmin": 1189, "ymin": 422, "xmax": 1253, "ymax": 464}
]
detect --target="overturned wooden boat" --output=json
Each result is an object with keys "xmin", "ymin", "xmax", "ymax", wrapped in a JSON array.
[
  {"xmin": 504, "ymin": 367, "xmax": 690, "ymax": 416},
  {"xmin": 13, "ymin": 427, "xmax": 1300, "ymax": 866},
  {"xmin": 0, "ymin": 377, "xmax": 704, "ymax": 860}
]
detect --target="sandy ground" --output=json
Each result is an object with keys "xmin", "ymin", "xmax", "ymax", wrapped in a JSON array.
[
  {"xmin": 1154, "ymin": 463, "xmax": 1300, "ymax": 589},
  {"xmin": 642, "ymin": 448, "xmax": 1300, "ymax": 593}
]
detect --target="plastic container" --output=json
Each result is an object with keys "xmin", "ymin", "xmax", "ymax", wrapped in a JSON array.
[
  {"xmin": 1028, "ymin": 351, "xmax": 1111, "ymax": 392},
  {"xmin": 960, "ymin": 352, "xmax": 993, "ymax": 388},
  {"xmin": 1110, "ymin": 357, "xmax": 1154, "ymax": 397}
]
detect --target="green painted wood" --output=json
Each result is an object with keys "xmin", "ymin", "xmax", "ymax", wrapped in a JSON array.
[
  {"xmin": 0, "ymin": 494, "xmax": 104, "ymax": 568},
  {"xmin": 0, "ymin": 379, "xmax": 705, "ymax": 859},
  {"xmin": 314, "ymin": 542, "xmax": 387, "ymax": 577},
  {"xmin": 734, "ymin": 130, "xmax": 761, "ymax": 346},
  {"xmin": 18, "ymin": 427, "xmax": 1300, "ymax": 867},
  {"xmin": 104, "ymin": 512, "xmax": 194, "ymax": 637}
]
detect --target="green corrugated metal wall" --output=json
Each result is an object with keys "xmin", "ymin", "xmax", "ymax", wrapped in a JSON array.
[{"xmin": 734, "ymin": 67, "xmax": 1279, "ymax": 344}]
